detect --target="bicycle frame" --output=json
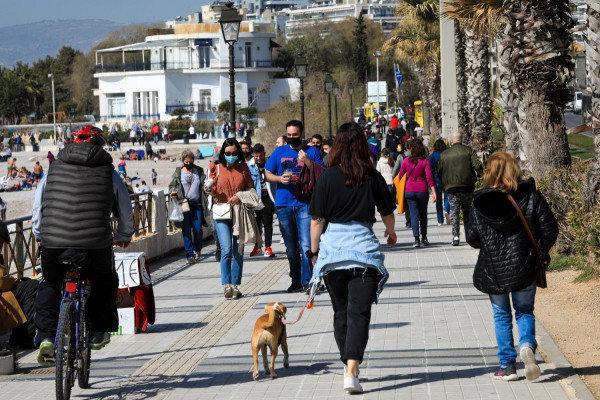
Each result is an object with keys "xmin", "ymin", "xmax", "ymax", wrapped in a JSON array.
[{"xmin": 54, "ymin": 266, "xmax": 89, "ymax": 358}]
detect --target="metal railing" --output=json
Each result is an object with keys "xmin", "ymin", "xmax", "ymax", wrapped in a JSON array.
[
  {"xmin": 165, "ymin": 193, "xmax": 178, "ymax": 233},
  {"xmin": 94, "ymin": 59, "xmax": 275, "ymax": 73},
  {"xmin": 7, "ymin": 191, "xmax": 156, "ymax": 279}
]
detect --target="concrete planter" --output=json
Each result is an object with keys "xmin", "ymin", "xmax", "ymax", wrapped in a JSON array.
[{"xmin": 0, "ymin": 350, "xmax": 14, "ymax": 375}]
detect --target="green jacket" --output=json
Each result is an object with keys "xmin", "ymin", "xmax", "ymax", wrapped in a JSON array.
[
  {"xmin": 168, "ymin": 165, "xmax": 211, "ymax": 228},
  {"xmin": 437, "ymin": 143, "xmax": 483, "ymax": 191}
]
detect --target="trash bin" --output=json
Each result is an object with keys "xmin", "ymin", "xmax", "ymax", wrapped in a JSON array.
[
  {"xmin": 183, "ymin": 133, "xmax": 189, "ymax": 144},
  {"xmin": 32, "ymin": 143, "xmax": 39, "ymax": 152}
]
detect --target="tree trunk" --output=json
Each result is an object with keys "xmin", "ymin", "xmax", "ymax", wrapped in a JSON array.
[
  {"xmin": 497, "ymin": 35, "xmax": 520, "ymax": 159},
  {"xmin": 523, "ymin": 89, "xmax": 572, "ymax": 179},
  {"xmin": 455, "ymin": 22, "xmax": 469, "ymax": 139},
  {"xmin": 584, "ymin": 0, "xmax": 600, "ymax": 206},
  {"xmin": 464, "ymin": 26, "xmax": 492, "ymax": 160}
]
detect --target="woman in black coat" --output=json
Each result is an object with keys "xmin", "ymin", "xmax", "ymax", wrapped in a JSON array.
[{"xmin": 465, "ymin": 152, "xmax": 558, "ymax": 382}]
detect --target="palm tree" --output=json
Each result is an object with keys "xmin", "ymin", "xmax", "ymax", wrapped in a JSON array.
[
  {"xmin": 501, "ymin": 0, "xmax": 573, "ymax": 178},
  {"xmin": 585, "ymin": 1, "xmax": 600, "ymax": 205},
  {"xmin": 384, "ymin": 0, "xmax": 441, "ymax": 133},
  {"xmin": 442, "ymin": 0, "xmax": 503, "ymax": 160},
  {"xmin": 454, "ymin": 21, "xmax": 470, "ymax": 139}
]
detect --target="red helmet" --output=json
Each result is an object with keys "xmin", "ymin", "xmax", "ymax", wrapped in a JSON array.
[{"xmin": 74, "ymin": 125, "xmax": 106, "ymax": 146}]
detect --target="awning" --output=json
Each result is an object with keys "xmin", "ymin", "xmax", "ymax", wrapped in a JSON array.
[
  {"xmin": 269, "ymin": 39, "xmax": 282, "ymax": 48},
  {"xmin": 96, "ymin": 39, "xmax": 190, "ymax": 53}
]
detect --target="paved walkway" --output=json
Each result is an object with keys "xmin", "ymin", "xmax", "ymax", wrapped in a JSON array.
[{"xmin": 0, "ymin": 206, "xmax": 595, "ymax": 399}]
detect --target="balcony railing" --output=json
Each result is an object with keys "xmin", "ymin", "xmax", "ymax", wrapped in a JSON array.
[{"xmin": 94, "ymin": 59, "xmax": 276, "ymax": 73}]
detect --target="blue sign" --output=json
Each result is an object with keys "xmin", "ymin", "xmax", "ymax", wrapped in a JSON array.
[
  {"xmin": 395, "ymin": 66, "xmax": 404, "ymax": 89},
  {"xmin": 194, "ymin": 39, "xmax": 213, "ymax": 46}
]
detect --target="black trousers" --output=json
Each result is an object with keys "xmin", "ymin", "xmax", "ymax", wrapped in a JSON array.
[
  {"xmin": 255, "ymin": 194, "xmax": 275, "ymax": 247},
  {"xmin": 34, "ymin": 246, "xmax": 119, "ymax": 345},
  {"xmin": 324, "ymin": 268, "xmax": 381, "ymax": 364},
  {"xmin": 9, "ymin": 278, "xmax": 39, "ymax": 347}
]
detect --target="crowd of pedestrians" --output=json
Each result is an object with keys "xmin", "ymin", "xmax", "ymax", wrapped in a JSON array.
[{"xmin": 0, "ymin": 116, "xmax": 557, "ymax": 396}]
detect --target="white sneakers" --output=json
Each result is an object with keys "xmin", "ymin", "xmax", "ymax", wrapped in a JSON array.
[
  {"xmin": 520, "ymin": 347, "xmax": 541, "ymax": 381},
  {"xmin": 343, "ymin": 366, "xmax": 363, "ymax": 394}
]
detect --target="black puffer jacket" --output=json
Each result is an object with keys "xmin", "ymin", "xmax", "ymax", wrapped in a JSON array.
[{"xmin": 465, "ymin": 178, "xmax": 558, "ymax": 294}]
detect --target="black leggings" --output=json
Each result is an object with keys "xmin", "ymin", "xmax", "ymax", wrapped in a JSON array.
[
  {"xmin": 324, "ymin": 268, "xmax": 381, "ymax": 364},
  {"xmin": 255, "ymin": 194, "xmax": 274, "ymax": 247}
]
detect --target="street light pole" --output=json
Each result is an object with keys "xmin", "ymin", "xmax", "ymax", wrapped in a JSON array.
[
  {"xmin": 295, "ymin": 54, "xmax": 307, "ymax": 129},
  {"xmin": 219, "ymin": 1, "xmax": 242, "ymax": 129},
  {"xmin": 48, "ymin": 73, "xmax": 56, "ymax": 144},
  {"xmin": 348, "ymin": 83, "xmax": 354, "ymax": 121},
  {"xmin": 324, "ymin": 74, "xmax": 333, "ymax": 139},
  {"xmin": 374, "ymin": 51, "xmax": 382, "ymax": 117},
  {"xmin": 332, "ymin": 81, "xmax": 339, "ymax": 130}
]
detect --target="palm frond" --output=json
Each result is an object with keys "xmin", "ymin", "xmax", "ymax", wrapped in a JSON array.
[{"xmin": 441, "ymin": 0, "xmax": 504, "ymax": 38}]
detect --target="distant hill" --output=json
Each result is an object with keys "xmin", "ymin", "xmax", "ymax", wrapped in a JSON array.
[{"xmin": 0, "ymin": 19, "xmax": 125, "ymax": 67}]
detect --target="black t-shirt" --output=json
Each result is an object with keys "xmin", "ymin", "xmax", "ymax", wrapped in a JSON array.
[{"xmin": 309, "ymin": 166, "xmax": 395, "ymax": 225}]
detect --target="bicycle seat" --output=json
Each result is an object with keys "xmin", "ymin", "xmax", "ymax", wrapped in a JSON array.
[{"xmin": 58, "ymin": 249, "xmax": 91, "ymax": 268}]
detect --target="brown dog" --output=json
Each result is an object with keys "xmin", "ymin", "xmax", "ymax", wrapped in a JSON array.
[{"xmin": 252, "ymin": 302, "xmax": 289, "ymax": 380}]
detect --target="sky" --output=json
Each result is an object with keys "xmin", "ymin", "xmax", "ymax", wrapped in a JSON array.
[{"xmin": 0, "ymin": 0, "xmax": 214, "ymax": 27}]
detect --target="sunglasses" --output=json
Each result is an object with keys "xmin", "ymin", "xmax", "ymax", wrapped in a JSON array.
[{"xmin": 224, "ymin": 151, "xmax": 238, "ymax": 156}]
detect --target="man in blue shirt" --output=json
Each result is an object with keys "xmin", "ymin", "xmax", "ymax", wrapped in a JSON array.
[{"xmin": 265, "ymin": 120, "xmax": 324, "ymax": 292}]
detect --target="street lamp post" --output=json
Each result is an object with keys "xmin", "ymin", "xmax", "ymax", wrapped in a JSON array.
[
  {"xmin": 295, "ymin": 54, "xmax": 307, "ymax": 128},
  {"xmin": 219, "ymin": 1, "xmax": 242, "ymax": 128},
  {"xmin": 48, "ymin": 73, "xmax": 56, "ymax": 144},
  {"xmin": 324, "ymin": 74, "xmax": 333, "ymax": 139},
  {"xmin": 332, "ymin": 81, "xmax": 339, "ymax": 130},
  {"xmin": 348, "ymin": 83, "xmax": 354, "ymax": 121},
  {"xmin": 373, "ymin": 50, "xmax": 382, "ymax": 117}
]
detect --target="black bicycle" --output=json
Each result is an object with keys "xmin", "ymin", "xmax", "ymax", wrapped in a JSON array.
[{"xmin": 54, "ymin": 249, "xmax": 92, "ymax": 400}]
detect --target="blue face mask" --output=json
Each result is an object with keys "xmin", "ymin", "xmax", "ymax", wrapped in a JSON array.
[{"xmin": 225, "ymin": 155, "xmax": 238, "ymax": 164}]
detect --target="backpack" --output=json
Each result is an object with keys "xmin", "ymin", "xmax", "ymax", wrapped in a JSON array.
[{"xmin": 368, "ymin": 143, "xmax": 380, "ymax": 157}]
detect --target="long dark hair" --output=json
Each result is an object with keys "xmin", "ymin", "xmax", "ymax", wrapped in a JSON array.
[
  {"xmin": 218, "ymin": 137, "xmax": 244, "ymax": 165},
  {"xmin": 408, "ymin": 138, "xmax": 426, "ymax": 163},
  {"xmin": 433, "ymin": 139, "xmax": 447, "ymax": 153},
  {"xmin": 329, "ymin": 122, "xmax": 374, "ymax": 187}
]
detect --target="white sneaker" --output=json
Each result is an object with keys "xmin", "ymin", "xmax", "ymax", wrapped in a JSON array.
[
  {"xmin": 520, "ymin": 347, "xmax": 540, "ymax": 381},
  {"xmin": 343, "ymin": 372, "xmax": 363, "ymax": 394},
  {"xmin": 279, "ymin": 238, "xmax": 285, "ymax": 244},
  {"xmin": 444, "ymin": 211, "xmax": 450, "ymax": 225}
]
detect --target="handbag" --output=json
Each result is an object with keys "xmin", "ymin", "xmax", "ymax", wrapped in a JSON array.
[
  {"xmin": 392, "ymin": 161, "xmax": 418, "ymax": 214},
  {"xmin": 506, "ymin": 194, "xmax": 550, "ymax": 288},
  {"xmin": 212, "ymin": 164, "xmax": 232, "ymax": 220},
  {"xmin": 179, "ymin": 167, "xmax": 194, "ymax": 213}
]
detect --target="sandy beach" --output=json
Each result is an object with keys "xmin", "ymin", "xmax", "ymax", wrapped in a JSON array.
[{"xmin": 0, "ymin": 144, "xmax": 213, "ymax": 221}]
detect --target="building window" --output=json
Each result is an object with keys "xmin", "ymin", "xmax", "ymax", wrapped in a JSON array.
[
  {"xmin": 199, "ymin": 46, "xmax": 210, "ymax": 68},
  {"xmin": 245, "ymin": 43, "xmax": 252, "ymax": 68},
  {"xmin": 199, "ymin": 89, "xmax": 212, "ymax": 112},
  {"xmin": 107, "ymin": 93, "xmax": 126, "ymax": 118}
]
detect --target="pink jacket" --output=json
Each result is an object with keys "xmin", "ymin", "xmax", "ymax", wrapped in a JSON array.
[{"xmin": 398, "ymin": 158, "xmax": 435, "ymax": 193}]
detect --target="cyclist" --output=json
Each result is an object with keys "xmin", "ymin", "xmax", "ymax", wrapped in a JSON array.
[{"xmin": 31, "ymin": 125, "xmax": 134, "ymax": 366}]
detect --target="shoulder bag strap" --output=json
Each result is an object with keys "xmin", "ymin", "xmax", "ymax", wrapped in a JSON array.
[
  {"xmin": 506, "ymin": 193, "xmax": 544, "ymax": 263},
  {"xmin": 406, "ymin": 160, "xmax": 418, "ymax": 180}
]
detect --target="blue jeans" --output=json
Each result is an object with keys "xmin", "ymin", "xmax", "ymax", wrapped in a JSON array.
[
  {"xmin": 434, "ymin": 185, "xmax": 449, "ymax": 224},
  {"xmin": 182, "ymin": 204, "xmax": 203, "ymax": 258},
  {"xmin": 405, "ymin": 191, "xmax": 429, "ymax": 237},
  {"xmin": 215, "ymin": 219, "xmax": 243, "ymax": 285},
  {"xmin": 489, "ymin": 281, "xmax": 537, "ymax": 367},
  {"xmin": 277, "ymin": 204, "xmax": 311, "ymax": 286}
]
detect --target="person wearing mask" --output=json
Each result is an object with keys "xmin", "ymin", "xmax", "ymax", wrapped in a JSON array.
[
  {"xmin": 241, "ymin": 141, "xmax": 263, "ymax": 257},
  {"xmin": 32, "ymin": 126, "xmax": 134, "ymax": 365},
  {"xmin": 207, "ymin": 138, "xmax": 255, "ymax": 299},
  {"xmin": 465, "ymin": 152, "xmax": 558, "ymax": 381},
  {"xmin": 322, "ymin": 139, "xmax": 333, "ymax": 168},
  {"xmin": 307, "ymin": 122, "xmax": 396, "ymax": 394},
  {"xmin": 429, "ymin": 139, "xmax": 450, "ymax": 225},
  {"xmin": 311, "ymin": 134, "xmax": 324, "ymax": 156},
  {"xmin": 169, "ymin": 150, "xmax": 211, "ymax": 264},
  {"xmin": 265, "ymin": 120, "xmax": 325, "ymax": 293},
  {"xmin": 398, "ymin": 139, "xmax": 437, "ymax": 247},
  {"xmin": 253, "ymin": 143, "xmax": 276, "ymax": 257}
]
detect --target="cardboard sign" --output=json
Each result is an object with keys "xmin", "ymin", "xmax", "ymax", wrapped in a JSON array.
[
  {"xmin": 114, "ymin": 252, "xmax": 151, "ymax": 289},
  {"xmin": 109, "ymin": 307, "xmax": 136, "ymax": 335}
]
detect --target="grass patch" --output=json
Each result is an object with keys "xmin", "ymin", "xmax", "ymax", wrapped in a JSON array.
[
  {"xmin": 549, "ymin": 254, "xmax": 600, "ymax": 282},
  {"xmin": 567, "ymin": 133, "xmax": 594, "ymax": 151},
  {"xmin": 492, "ymin": 128, "xmax": 504, "ymax": 151},
  {"xmin": 568, "ymin": 133, "xmax": 594, "ymax": 159}
]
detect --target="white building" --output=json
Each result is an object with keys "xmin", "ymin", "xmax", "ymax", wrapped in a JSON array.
[{"xmin": 94, "ymin": 18, "xmax": 293, "ymax": 123}]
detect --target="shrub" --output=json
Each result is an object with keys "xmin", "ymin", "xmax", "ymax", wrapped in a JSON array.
[{"xmin": 537, "ymin": 159, "xmax": 600, "ymax": 263}]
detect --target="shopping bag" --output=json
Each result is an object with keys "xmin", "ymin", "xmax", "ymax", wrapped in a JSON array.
[
  {"xmin": 168, "ymin": 198, "xmax": 184, "ymax": 222},
  {"xmin": 393, "ymin": 173, "xmax": 408, "ymax": 214}
]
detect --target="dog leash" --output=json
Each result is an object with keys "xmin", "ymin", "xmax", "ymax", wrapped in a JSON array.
[{"xmin": 281, "ymin": 294, "xmax": 312, "ymax": 325}]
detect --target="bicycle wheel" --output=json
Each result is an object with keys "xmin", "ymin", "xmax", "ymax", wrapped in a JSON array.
[
  {"xmin": 55, "ymin": 301, "xmax": 76, "ymax": 400},
  {"xmin": 77, "ymin": 299, "xmax": 91, "ymax": 388}
]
